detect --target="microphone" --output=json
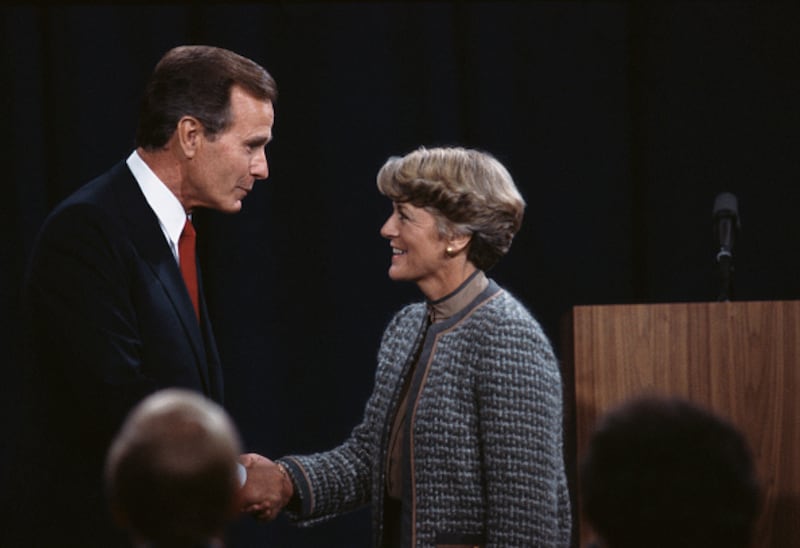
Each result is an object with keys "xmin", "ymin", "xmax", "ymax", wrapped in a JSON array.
[
  {"xmin": 712, "ymin": 192, "xmax": 740, "ymax": 301},
  {"xmin": 713, "ymin": 192, "xmax": 739, "ymax": 262}
]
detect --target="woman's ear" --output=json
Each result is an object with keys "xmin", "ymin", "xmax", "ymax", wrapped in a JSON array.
[{"xmin": 445, "ymin": 233, "xmax": 472, "ymax": 257}]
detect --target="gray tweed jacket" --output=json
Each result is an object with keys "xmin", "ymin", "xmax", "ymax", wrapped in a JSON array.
[{"xmin": 280, "ymin": 280, "xmax": 572, "ymax": 547}]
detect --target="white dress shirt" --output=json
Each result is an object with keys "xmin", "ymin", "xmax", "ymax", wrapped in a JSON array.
[{"xmin": 126, "ymin": 149, "xmax": 187, "ymax": 264}]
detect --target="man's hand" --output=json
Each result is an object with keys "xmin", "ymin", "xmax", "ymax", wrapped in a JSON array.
[{"xmin": 238, "ymin": 453, "xmax": 294, "ymax": 521}]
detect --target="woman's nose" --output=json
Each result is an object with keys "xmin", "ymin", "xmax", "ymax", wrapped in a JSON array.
[{"xmin": 380, "ymin": 215, "xmax": 396, "ymax": 239}]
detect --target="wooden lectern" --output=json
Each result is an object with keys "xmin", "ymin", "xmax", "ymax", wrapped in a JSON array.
[{"xmin": 563, "ymin": 300, "xmax": 800, "ymax": 547}]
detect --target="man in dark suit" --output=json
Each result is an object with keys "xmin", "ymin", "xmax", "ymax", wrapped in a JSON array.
[{"xmin": 14, "ymin": 45, "xmax": 277, "ymax": 546}]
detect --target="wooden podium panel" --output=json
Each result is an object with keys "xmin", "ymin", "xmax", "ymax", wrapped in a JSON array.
[{"xmin": 567, "ymin": 300, "xmax": 800, "ymax": 547}]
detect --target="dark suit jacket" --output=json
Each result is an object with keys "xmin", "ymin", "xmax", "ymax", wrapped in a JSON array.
[{"xmin": 13, "ymin": 160, "xmax": 224, "ymax": 546}]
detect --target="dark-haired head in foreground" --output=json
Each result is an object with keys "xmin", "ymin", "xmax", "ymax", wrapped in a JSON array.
[{"xmin": 580, "ymin": 396, "xmax": 760, "ymax": 548}]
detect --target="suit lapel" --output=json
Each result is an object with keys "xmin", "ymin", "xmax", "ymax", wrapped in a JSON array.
[{"xmin": 108, "ymin": 162, "xmax": 212, "ymax": 391}]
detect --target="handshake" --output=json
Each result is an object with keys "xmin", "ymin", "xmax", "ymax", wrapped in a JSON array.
[{"xmin": 238, "ymin": 453, "xmax": 294, "ymax": 521}]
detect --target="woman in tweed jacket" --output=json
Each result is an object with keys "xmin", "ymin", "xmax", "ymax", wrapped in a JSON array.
[{"xmin": 241, "ymin": 147, "xmax": 572, "ymax": 547}]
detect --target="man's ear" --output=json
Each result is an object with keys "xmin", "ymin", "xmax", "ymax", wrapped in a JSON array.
[{"xmin": 176, "ymin": 116, "xmax": 203, "ymax": 159}]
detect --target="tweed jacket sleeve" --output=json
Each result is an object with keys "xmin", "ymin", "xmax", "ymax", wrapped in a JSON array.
[
  {"xmin": 278, "ymin": 303, "xmax": 425, "ymax": 527},
  {"xmin": 473, "ymin": 293, "xmax": 571, "ymax": 545}
]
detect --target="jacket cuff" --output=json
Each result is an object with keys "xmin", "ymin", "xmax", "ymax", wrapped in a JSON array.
[{"xmin": 276, "ymin": 456, "xmax": 313, "ymax": 517}]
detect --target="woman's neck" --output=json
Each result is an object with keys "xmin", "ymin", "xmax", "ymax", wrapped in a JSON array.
[{"xmin": 418, "ymin": 263, "xmax": 478, "ymax": 301}]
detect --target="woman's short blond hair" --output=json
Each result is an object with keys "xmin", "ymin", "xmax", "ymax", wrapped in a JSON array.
[{"xmin": 377, "ymin": 146, "xmax": 525, "ymax": 270}]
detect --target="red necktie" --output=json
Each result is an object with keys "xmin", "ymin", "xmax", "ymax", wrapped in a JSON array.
[{"xmin": 179, "ymin": 218, "xmax": 200, "ymax": 320}]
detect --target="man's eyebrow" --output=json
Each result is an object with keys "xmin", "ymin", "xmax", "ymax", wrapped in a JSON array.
[{"xmin": 247, "ymin": 134, "xmax": 272, "ymax": 147}]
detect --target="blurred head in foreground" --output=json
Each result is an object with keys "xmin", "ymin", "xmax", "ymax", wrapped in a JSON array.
[
  {"xmin": 580, "ymin": 396, "xmax": 760, "ymax": 548},
  {"xmin": 105, "ymin": 389, "xmax": 242, "ymax": 547}
]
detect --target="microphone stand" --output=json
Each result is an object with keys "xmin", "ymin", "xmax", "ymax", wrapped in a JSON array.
[{"xmin": 716, "ymin": 251, "xmax": 733, "ymax": 302}]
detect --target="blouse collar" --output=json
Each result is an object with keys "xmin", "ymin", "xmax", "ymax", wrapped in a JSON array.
[{"xmin": 427, "ymin": 270, "xmax": 488, "ymax": 323}]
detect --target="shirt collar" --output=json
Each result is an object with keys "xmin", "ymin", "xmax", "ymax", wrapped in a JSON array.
[{"xmin": 126, "ymin": 149, "xmax": 187, "ymax": 249}]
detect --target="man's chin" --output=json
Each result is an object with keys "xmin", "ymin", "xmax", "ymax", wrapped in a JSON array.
[{"xmin": 219, "ymin": 200, "xmax": 244, "ymax": 214}]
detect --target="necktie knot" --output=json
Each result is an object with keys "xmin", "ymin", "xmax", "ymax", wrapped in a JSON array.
[{"xmin": 181, "ymin": 217, "xmax": 196, "ymax": 240}]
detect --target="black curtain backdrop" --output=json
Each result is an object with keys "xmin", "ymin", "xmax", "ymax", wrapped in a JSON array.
[{"xmin": 2, "ymin": 2, "xmax": 799, "ymax": 547}]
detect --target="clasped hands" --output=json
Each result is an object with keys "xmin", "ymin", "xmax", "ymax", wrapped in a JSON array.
[{"xmin": 238, "ymin": 453, "xmax": 294, "ymax": 521}]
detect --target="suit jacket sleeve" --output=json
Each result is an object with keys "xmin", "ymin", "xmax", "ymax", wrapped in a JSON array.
[{"xmin": 25, "ymin": 200, "xmax": 159, "ymax": 435}]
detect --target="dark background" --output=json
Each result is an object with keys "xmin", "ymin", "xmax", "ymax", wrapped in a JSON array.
[{"xmin": 2, "ymin": 2, "xmax": 799, "ymax": 546}]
